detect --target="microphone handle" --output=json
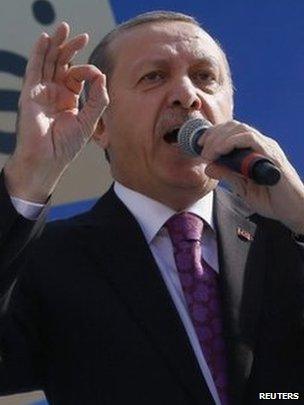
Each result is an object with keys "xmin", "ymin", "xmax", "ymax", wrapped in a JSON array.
[{"xmin": 216, "ymin": 148, "xmax": 281, "ymax": 186}]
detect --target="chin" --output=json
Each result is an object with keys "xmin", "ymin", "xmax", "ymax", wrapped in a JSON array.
[{"xmin": 162, "ymin": 167, "xmax": 218, "ymax": 193}]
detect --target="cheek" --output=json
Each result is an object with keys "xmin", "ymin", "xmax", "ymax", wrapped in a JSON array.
[
  {"xmin": 106, "ymin": 83, "xmax": 169, "ymax": 161},
  {"xmin": 217, "ymin": 91, "xmax": 233, "ymax": 120},
  {"xmin": 108, "ymin": 98, "xmax": 159, "ymax": 152},
  {"xmin": 104, "ymin": 114, "xmax": 151, "ymax": 162},
  {"xmin": 204, "ymin": 89, "xmax": 233, "ymax": 123},
  {"xmin": 108, "ymin": 88, "xmax": 153, "ymax": 129}
]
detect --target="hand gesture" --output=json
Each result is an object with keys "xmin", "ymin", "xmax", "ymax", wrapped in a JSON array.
[{"xmin": 5, "ymin": 22, "xmax": 109, "ymax": 202}]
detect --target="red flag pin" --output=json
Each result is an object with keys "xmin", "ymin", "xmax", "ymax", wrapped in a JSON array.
[{"xmin": 237, "ymin": 227, "xmax": 254, "ymax": 242}]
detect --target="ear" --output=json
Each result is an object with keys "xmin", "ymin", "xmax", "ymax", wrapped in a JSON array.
[{"xmin": 92, "ymin": 118, "xmax": 109, "ymax": 149}]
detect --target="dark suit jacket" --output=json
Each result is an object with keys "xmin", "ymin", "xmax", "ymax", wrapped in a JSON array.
[{"xmin": 0, "ymin": 180, "xmax": 304, "ymax": 405}]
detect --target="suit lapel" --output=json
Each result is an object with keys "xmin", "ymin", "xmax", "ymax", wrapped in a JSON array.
[
  {"xmin": 81, "ymin": 187, "xmax": 214, "ymax": 404},
  {"xmin": 214, "ymin": 188, "xmax": 266, "ymax": 403},
  {"xmin": 80, "ymin": 186, "xmax": 266, "ymax": 404}
]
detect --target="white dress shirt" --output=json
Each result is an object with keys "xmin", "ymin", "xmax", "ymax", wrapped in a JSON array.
[
  {"xmin": 114, "ymin": 181, "xmax": 221, "ymax": 405},
  {"xmin": 11, "ymin": 196, "xmax": 44, "ymax": 220}
]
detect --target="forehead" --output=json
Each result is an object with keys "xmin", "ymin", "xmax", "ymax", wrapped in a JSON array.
[{"xmin": 110, "ymin": 21, "xmax": 225, "ymax": 72}]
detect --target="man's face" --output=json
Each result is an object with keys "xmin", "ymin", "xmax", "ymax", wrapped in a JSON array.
[{"xmin": 97, "ymin": 21, "xmax": 233, "ymax": 207}]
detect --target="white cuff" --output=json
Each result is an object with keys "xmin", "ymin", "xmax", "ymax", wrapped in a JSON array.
[{"xmin": 11, "ymin": 196, "xmax": 45, "ymax": 220}]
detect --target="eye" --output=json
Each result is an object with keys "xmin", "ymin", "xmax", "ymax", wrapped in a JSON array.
[
  {"xmin": 140, "ymin": 71, "xmax": 165, "ymax": 83},
  {"xmin": 198, "ymin": 71, "xmax": 215, "ymax": 80},
  {"xmin": 193, "ymin": 70, "xmax": 220, "ymax": 91},
  {"xmin": 196, "ymin": 71, "xmax": 216, "ymax": 83}
]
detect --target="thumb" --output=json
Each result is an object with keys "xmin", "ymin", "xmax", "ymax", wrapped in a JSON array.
[
  {"xmin": 205, "ymin": 162, "xmax": 231, "ymax": 180},
  {"xmin": 205, "ymin": 162, "xmax": 247, "ymax": 197}
]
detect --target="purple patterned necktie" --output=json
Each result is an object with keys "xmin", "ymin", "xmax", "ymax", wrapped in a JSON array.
[{"xmin": 166, "ymin": 212, "xmax": 229, "ymax": 405}]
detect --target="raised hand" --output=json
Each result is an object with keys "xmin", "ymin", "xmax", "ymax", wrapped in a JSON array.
[{"xmin": 4, "ymin": 22, "xmax": 109, "ymax": 202}]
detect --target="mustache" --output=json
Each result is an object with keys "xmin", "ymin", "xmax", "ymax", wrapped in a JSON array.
[{"xmin": 156, "ymin": 110, "xmax": 205, "ymax": 136}]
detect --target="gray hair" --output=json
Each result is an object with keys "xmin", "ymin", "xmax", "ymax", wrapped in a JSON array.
[{"xmin": 88, "ymin": 10, "xmax": 232, "ymax": 82}]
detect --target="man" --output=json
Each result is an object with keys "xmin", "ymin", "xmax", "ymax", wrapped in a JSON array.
[{"xmin": 1, "ymin": 10, "xmax": 304, "ymax": 405}]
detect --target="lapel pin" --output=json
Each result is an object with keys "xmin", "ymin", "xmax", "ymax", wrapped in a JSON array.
[{"xmin": 237, "ymin": 227, "xmax": 254, "ymax": 242}]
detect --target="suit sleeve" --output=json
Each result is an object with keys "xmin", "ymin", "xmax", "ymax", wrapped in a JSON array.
[
  {"xmin": 0, "ymin": 170, "xmax": 49, "ymax": 395},
  {"xmin": 0, "ymin": 170, "xmax": 48, "ymax": 298},
  {"xmin": 0, "ymin": 267, "xmax": 46, "ymax": 395}
]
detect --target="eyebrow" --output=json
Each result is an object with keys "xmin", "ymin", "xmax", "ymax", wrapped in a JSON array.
[{"xmin": 130, "ymin": 54, "xmax": 222, "ymax": 74}]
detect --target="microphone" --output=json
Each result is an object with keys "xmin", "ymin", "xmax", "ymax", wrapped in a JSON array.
[{"xmin": 177, "ymin": 118, "xmax": 281, "ymax": 186}]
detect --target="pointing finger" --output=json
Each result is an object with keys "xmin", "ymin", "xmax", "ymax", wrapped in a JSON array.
[
  {"xmin": 77, "ymin": 72, "xmax": 109, "ymax": 140},
  {"xmin": 65, "ymin": 65, "xmax": 101, "ymax": 94}
]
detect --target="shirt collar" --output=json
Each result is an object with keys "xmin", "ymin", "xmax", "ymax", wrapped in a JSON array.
[{"xmin": 114, "ymin": 181, "xmax": 215, "ymax": 244}]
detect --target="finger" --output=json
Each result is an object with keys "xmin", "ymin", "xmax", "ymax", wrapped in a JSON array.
[
  {"xmin": 201, "ymin": 131, "xmax": 266, "ymax": 162},
  {"xmin": 43, "ymin": 21, "xmax": 70, "ymax": 82},
  {"xmin": 77, "ymin": 71, "xmax": 109, "ymax": 140},
  {"xmin": 24, "ymin": 33, "xmax": 50, "ymax": 87},
  {"xmin": 54, "ymin": 33, "xmax": 89, "ymax": 82},
  {"xmin": 58, "ymin": 34, "xmax": 89, "ymax": 66},
  {"xmin": 198, "ymin": 120, "xmax": 260, "ymax": 154},
  {"xmin": 206, "ymin": 162, "xmax": 247, "ymax": 196},
  {"xmin": 215, "ymin": 120, "xmax": 254, "ymax": 135},
  {"xmin": 205, "ymin": 162, "xmax": 244, "ymax": 180},
  {"xmin": 217, "ymin": 131, "xmax": 270, "ymax": 158},
  {"xmin": 65, "ymin": 65, "xmax": 99, "ymax": 94}
]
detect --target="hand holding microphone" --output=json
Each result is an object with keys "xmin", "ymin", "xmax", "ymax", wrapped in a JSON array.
[
  {"xmin": 178, "ymin": 118, "xmax": 281, "ymax": 186},
  {"xmin": 176, "ymin": 117, "xmax": 304, "ymax": 233}
]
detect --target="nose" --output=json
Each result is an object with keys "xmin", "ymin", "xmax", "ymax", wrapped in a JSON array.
[{"xmin": 167, "ymin": 76, "xmax": 202, "ymax": 111}]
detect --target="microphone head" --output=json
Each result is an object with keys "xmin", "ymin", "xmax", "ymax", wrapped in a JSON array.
[{"xmin": 177, "ymin": 118, "xmax": 211, "ymax": 156}]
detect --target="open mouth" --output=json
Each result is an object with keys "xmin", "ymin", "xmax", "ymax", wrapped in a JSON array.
[{"xmin": 163, "ymin": 128, "xmax": 180, "ymax": 145}]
